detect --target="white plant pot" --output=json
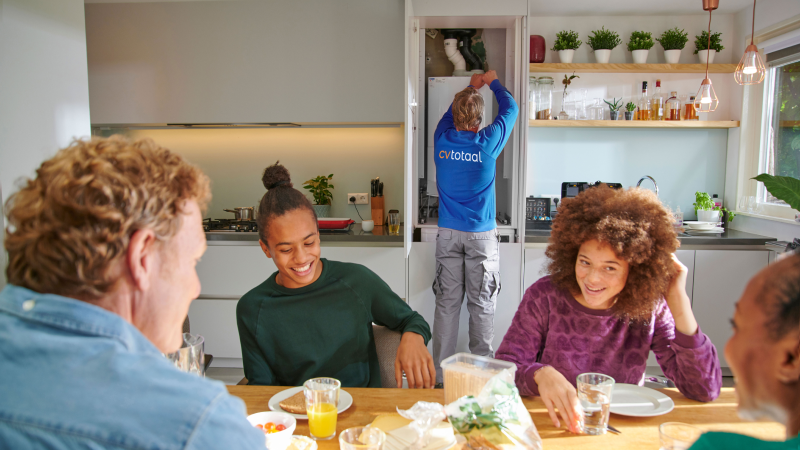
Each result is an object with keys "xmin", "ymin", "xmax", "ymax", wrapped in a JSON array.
[
  {"xmin": 594, "ymin": 49, "xmax": 611, "ymax": 63},
  {"xmin": 697, "ymin": 209, "xmax": 721, "ymax": 223},
  {"xmin": 631, "ymin": 49, "xmax": 649, "ymax": 64},
  {"xmin": 664, "ymin": 49, "xmax": 682, "ymax": 64},
  {"xmin": 697, "ymin": 49, "xmax": 716, "ymax": 64},
  {"xmin": 558, "ymin": 49, "xmax": 575, "ymax": 64}
]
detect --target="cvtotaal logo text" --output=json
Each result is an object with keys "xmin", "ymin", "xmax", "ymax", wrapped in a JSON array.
[{"xmin": 438, "ymin": 150, "xmax": 483, "ymax": 163}]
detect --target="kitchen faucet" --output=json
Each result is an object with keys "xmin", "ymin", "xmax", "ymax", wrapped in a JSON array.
[{"xmin": 637, "ymin": 176, "xmax": 659, "ymax": 197}]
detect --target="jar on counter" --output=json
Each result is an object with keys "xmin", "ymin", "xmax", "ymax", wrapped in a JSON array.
[
  {"xmin": 528, "ymin": 76, "xmax": 538, "ymax": 120},
  {"xmin": 666, "ymin": 91, "xmax": 681, "ymax": 121},
  {"xmin": 685, "ymin": 96, "xmax": 699, "ymax": 120},
  {"xmin": 536, "ymin": 76, "xmax": 554, "ymax": 120}
]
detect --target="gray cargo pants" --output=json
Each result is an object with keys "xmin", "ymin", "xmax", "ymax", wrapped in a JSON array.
[{"xmin": 432, "ymin": 228, "xmax": 501, "ymax": 383}]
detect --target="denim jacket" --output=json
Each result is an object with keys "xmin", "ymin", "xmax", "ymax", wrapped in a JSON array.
[{"xmin": 0, "ymin": 285, "xmax": 265, "ymax": 450}]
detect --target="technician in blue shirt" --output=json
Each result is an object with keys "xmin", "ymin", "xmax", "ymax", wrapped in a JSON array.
[
  {"xmin": 431, "ymin": 70, "xmax": 519, "ymax": 384},
  {"xmin": 0, "ymin": 136, "xmax": 264, "ymax": 450}
]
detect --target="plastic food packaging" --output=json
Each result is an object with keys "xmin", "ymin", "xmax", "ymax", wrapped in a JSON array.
[
  {"xmin": 445, "ymin": 369, "xmax": 543, "ymax": 450},
  {"xmin": 441, "ymin": 353, "xmax": 517, "ymax": 404},
  {"xmin": 394, "ymin": 401, "xmax": 449, "ymax": 450}
]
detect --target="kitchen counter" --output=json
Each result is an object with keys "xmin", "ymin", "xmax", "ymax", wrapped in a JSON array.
[
  {"xmin": 525, "ymin": 228, "xmax": 777, "ymax": 248},
  {"xmin": 206, "ymin": 224, "xmax": 403, "ymax": 246}
]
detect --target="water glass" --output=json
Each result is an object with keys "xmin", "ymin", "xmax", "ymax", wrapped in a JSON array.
[
  {"xmin": 165, "ymin": 333, "xmax": 205, "ymax": 377},
  {"xmin": 304, "ymin": 377, "xmax": 341, "ymax": 440},
  {"xmin": 746, "ymin": 196, "xmax": 758, "ymax": 214},
  {"xmin": 387, "ymin": 211, "xmax": 400, "ymax": 235},
  {"xmin": 659, "ymin": 422, "xmax": 702, "ymax": 450},
  {"xmin": 339, "ymin": 427, "xmax": 386, "ymax": 450},
  {"xmin": 577, "ymin": 373, "xmax": 614, "ymax": 435}
]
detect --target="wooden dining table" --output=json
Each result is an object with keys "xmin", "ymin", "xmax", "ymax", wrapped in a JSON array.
[{"xmin": 228, "ymin": 386, "xmax": 785, "ymax": 449}]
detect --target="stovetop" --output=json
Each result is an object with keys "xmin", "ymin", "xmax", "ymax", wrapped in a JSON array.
[{"xmin": 203, "ymin": 218, "xmax": 258, "ymax": 232}]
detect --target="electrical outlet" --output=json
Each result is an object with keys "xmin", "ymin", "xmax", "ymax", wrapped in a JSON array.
[{"xmin": 348, "ymin": 193, "xmax": 369, "ymax": 205}]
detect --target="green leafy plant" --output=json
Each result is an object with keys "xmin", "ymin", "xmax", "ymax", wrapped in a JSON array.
[
  {"xmin": 561, "ymin": 72, "xmax": 579, "ymax": 99},
  {"xmin": 752, "ymin": 174, "xmax": 800, "ymax": 211},
  {"xmin": 694, "ymin": 191, "xmax": 735, "ymax": 221},
  {"xmin": 588, "ymin": 27, "xmax": 621, "ymax": 51},
  {"xmin": 625, "ymin": 101, "xmax": 637, "ymax": 112},
  {"xmin": 303, "ymin": 174, "xmax": 334, "ymax": 206},
  {"xmin": 656, "ymin": 27, "xmax": 689, "ymax": 50},
  {"xmin": 693, "ymin": 30, "xmax": 724, "ymax": 54},
  {"xmin": 627, "ymin": 31, "xmax": 654, "ymax": 51},
  {"xmin": 551, "ymin": 30, "xmax": 582, "ymax": 51},
  {"xmin": 604, "ymin": 97, "xmax": 623, "ymax": 112}
]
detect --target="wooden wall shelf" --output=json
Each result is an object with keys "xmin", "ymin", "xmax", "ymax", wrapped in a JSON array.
[
  {"xmin": 528, "ymin": 120, "xmax": 740, "ymax": 129},
  {"xmin": 528, "ymin": 63, "xmax": 737, "ymax": 74}
]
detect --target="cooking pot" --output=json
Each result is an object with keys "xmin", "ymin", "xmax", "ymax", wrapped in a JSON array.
[{"xmin": 224, "ymin": 207, "xmax": 254, "ymax": 221}]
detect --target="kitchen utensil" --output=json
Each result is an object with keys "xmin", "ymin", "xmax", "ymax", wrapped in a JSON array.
[
  {"xmin": 339, "ymin": 427, "xmax": 385, "ymax": 450},
  {"xmin": 577, "ymin": 372, "xmax": 614, "ymax": 435},
  {"xmin": 317, "ymin": 218, "xmax": 355, "ymax": 230},
  {"xmin": 224, "ymin": 207, "xmax": 254, "ymax": 221},
  {"xmin": 606, "ymin": 424, "xmax": 622, "ymax": 435},
  {"xmin": 609, "ymin": 383, "xmax": 675, "ymax": 417},
  {"xmin": 268, "ymin": 386, "xmax": 353, "ymax": 420},
  {"xmin": 378, "ymin": 182, "xmax": 384, "ymax": 197},
  {"xmin": 165, "ymin": 333, "xmax": 206, "ymax": 377},
  {"xmin": 304, "ymin": 378, "xmax": 341, "ymax": 440},
  {"xmin": 361, "ymin": 220, "xmax": 374, "ymax": 232},
  {"xmin": 683, "ymin": 221, "xmax": 717, "ymax": 230},
  {"xmin": 247, "ymin": 411, "xmax": 297, "ymax": 450}
]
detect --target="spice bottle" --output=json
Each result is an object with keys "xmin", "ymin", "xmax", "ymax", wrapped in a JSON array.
[
  {"xmin": 685, "ymin": 96, "xmax": 699, "ymax": 120},
  {"xmin": 666, "ymin": 91, "xmax": 681, "ymax": 121}
]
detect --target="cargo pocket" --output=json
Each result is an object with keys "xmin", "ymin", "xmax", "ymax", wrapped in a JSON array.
[
  {"xmin": 431, "ymin": 264, "xmax": 444, "ymax": 297},
  {"xmin": 480, "ymin": 260, "xmax": 501, "ymax": 305}
]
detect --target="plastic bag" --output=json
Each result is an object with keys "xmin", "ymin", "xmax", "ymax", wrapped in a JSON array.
[
  {"xmin": 444, "ymin": 369, "xmax": 542, "ymax": 450},
  {"xmin": 395, "ymin": 401, "xmax": 448, "ymax": 450}
]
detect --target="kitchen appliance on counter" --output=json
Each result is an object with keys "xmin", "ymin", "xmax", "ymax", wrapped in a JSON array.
[
  {"xmin": 561, "ymin": 181, "xmax": 623, "ymax": 199},
  {"xmin": 525, "ymin": 197, "xmax": 552, "ymax": 230},
  {"xmin": 204, "ymin": 218, "xmax": 258, "ymax": 232}
]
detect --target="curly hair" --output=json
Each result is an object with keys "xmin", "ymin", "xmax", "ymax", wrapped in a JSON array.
[
  {"xmin": 4, "ymin": 135, "xmax": 210, "ymax": 300},
  {"xmin": 545, "ymin": 185, "xmax": 679, "ymax": 321},
  {"xmin": 452, "ymin": 87, "xmax": 484, "ymax": 131}
]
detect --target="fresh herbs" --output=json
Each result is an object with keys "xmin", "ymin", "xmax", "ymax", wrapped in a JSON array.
[
  {"xmin": 588, "ymin": 27, "xmax": 621, "ymax": 51},
  {"xmin": 657, "ymin": 27, "xmax": 689, "ymax": 51},
  {"xmin": 694, "ymin": 191, "xmax": 735, "ymax": 221},
  {"xmin": 303, "ymin": 174, "xmax": 334, "ymax": 206},
  {"xmin": 627, "ymin": 31, "xmax": 654, "ymax": 51},
  {"xmin": 693, "ymin": 30, "xmax": 724, "ymax": 54},
  {"xmin": 752, "ymin": 174, "xmax": 800, "ymax": 211},
  {"xmin": 625, "ymin": 101, "xmax": 637, "ymax": 112},
  {"xmin": 551, "ymin": 30, "xmax": 582, "ymax": 51},
  {"xmin": 604, "ymin": 97, "xmax": 623, "ymax": 112}
]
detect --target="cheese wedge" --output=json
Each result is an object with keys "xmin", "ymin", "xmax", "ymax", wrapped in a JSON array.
[{"xmin": 370, "ymin": 414, "xmax": 413, "ymax": 433}]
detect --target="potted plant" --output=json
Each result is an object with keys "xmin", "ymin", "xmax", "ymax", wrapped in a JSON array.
[
  {"xmin": 627, "ymin": 31, "xmax": 654, "ymax": 64},
  {"xmin": 693, "ymin": 191, "xmax": 734, "ymax": 223},
  {"xmin": 657, "ymin": 27, "xmax": 689, "ymax": 64},
  {"xmin": 752, "ymin": 174, "xmax": 800, "ymax": 223},
  {"xmin": 303, "ymin": 174, "xmax": 334, "ymax": 218},
  {"xmin": 557, "ymin": 72, "xmax": 579, "ymax": 120},
  {"xmin": 551, "ymin": 30, "xmax": 581, "ymax": 64},
  {"xmin": 588, "ymin": 27, "xmax": 621, "ymax": 63},
  {"xmin": 694, "ymin": 30, "xmax": 724, "ymax": 64},
  {"xmin": 603, "ymin": 97, "xmax": 623, "ymax": 120},
  {"xmin": 624, "ymin": 102, "xmax": 636, "ymax": 120}
]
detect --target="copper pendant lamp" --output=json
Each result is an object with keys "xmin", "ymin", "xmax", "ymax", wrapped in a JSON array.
[
  {"xmin": 734, "ymin": 0, "xmax": 767, "ymax": 85},
  {"xmin": 693, "ymin": 0, "xmax": 720, "ymax": 113}
]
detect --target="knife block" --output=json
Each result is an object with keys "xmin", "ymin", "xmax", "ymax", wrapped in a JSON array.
[{"xmin": 371, "ymin": 196, "xmax": 385, "ymax": 226}]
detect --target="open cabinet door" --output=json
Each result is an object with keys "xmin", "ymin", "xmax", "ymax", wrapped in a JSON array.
[{"xmin": 403, "ymin": 0, "xmax": 418, "ymax": 261}]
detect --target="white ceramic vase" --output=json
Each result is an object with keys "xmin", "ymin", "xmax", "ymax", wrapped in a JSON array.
[
  {"xmin": 594, "ymin": 49, "xmax": 611, "ymax": 63},
  {"xmin": 631, "ymin": 49, "xmax": 649, "ymax": 64},
  {"xmin": 697, "ymin": 49, "xmax": 716, "ymax": 64},
  {"xmin": 558, "ymin": 49, "xmax": 575, "ymax": 63},
  {"xmin": 664, "ymin": 49, "xmax": 682, "ymax": 64},
  {"xmin": 697, "ymin": 209, "xmax": 721, "ymax": 223}
]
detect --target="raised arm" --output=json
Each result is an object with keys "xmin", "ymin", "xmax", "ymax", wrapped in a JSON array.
[{"xmin": 477, "ymin": 71, "xmax": 519, "ymax": 159}]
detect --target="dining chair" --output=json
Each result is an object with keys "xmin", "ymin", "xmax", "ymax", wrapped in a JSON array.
[{"xmin": 372, "ymin": 323, "xmax": 402, "ymax": 388}]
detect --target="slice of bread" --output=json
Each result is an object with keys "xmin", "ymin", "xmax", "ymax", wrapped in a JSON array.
[{"xmin": 279, "ymin": 391, "xmax": 306, "ymax": 414}]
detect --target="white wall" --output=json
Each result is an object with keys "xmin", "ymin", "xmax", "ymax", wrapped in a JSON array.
[
  {"xmin": 0, "ymin": 0, "xmax": 92, "ymax": 286},
  {"xmin": 119, "ymin": 127, "xmax": 405, "ymax": 223},
  {"xmin": 529, "ymin": 14, "xmax": 736, "ymax": 64}
]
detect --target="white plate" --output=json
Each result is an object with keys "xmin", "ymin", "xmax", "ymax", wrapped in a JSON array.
[
  {"xmin": 268, "ymin": 386, "xmax": 353, "ymax": 419},
  {"xmin": 685, "ymin": 227, "xmax": 725, "ymax": 234},
  {"xmin": 683, "ymin": 221, "xmax": 717, "ymax": 230},
  {"xmin": 610, "ymin": 383, "xmax": 674, "ymax": 417}
]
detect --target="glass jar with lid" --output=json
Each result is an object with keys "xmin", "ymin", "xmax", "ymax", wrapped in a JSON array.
[
  {"xmin": 536, "ymin": 76, "xmax": 554, "ymax": 120},
  {"xmin": 666, "ymin": 91, "xmax": 681, "ymax": 121},
  {"xmin": 528, "ymin": 76, "xmax": 538, "ymax": 120},
  {"xmin": 685, "ymin": 96, "xmax": 699, "ymax": 120}
]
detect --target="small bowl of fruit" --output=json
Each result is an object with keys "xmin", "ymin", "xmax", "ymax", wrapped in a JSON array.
[{"xmin": 247, "ymin": 411, "xmax": 297, "ymax": 450}]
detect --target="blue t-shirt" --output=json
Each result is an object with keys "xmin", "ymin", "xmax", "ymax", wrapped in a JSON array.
[{"xmin": 434, "ymin": 79, "xmax": 519, "ymax": 232}]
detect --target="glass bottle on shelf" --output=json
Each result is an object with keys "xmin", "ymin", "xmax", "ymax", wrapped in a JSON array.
[
  {"xmin": 637, "ymin": 81, "xmax": 651, "ymax": 120},
  {"xmin": 589, "ymin": 98, "xmax": 604, "ymax": 120},
  {"xmin": 577, "ymin": 88, "xmax": 588, "ymax": 120},
  {"xmin": 528, "ymin": 76, "xmax": 538, "ymax": 120},
  {"xmin": 666, "ymin": 91, "xmax": 681, "ymax": 120},
  {"xmin": 650, "ymin": 79, "xmax": 664, "ymax": 120},
  {"xmin": 536, "ymin": 76, "xmax": 554, "ymax": 120},
  {"xmin": 678, "ymin": 94, "xmax": 688, "ymax": 120},
  {"xmin": 685, "ymin": 96, "xmax": 699, "ymax": 120}
]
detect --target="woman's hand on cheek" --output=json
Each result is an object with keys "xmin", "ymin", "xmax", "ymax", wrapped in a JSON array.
[
  {"xmin": 534, "ymin": 366, "xmax": 582, "ymax": 433},
  {"xmin": 666, "ymin": 253, "xmax": 698, "ymax": 336}
]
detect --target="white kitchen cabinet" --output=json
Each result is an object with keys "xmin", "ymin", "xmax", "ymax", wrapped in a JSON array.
[
  {"xmin": 691, "ymin": 249, "xmax": 769, "ymax": 369},
  {"xmin": 408, "ymin": 242, "xmax": 523, "ymax": 355},
  {"xmin": 85, "ymin": 0, "xmax": 404, "ymax": 124},
  {"xmin": 411, "ymin": 0, "xmax": 527, "ymax": 17},
  {"xmin": 523, "ymin": 247, "xmax": 547, "ymax": 289},
  {"xmin": 188, "ymin": 299, "xmax": 242, "ymax": 365}
]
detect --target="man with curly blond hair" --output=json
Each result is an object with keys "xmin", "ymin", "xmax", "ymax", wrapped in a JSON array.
[
  {"xmin": 496, "ymin": 185, "xmax": 721, "ymax": 433},
  {"xmin": 0, "ymin": 136, "xmax": 264, "ymax": 449},
  {"xmin": 431, "ymin": 70, "xmax": 519, "ymax": 386}
]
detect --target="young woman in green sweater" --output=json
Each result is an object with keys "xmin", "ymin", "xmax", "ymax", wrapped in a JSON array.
[{"xmin": 236, "ymin": 162, "xmax": 436, "ymax": 388}]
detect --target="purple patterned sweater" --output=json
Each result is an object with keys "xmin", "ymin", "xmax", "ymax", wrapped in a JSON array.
[{"xmin": 496, "ymin": 276, "xmax": 722, "ymax": 402}]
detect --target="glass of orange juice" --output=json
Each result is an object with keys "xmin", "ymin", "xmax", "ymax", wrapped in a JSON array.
[{"xmin": 304, "ymin": 377, "xmax": 340, "ymax": 440}]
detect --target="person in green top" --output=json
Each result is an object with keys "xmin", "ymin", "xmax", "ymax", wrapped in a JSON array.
[
  {"xmin": 690, "ymin": 253, "xmax": 800, "ymax": 449},
  {"xmin": 237, "ymin": 162, "xmax": 436, "ymax": 389}
]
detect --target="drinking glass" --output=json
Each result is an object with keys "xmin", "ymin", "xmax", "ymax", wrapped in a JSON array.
[
  {"xmin": 165, "ymin": 333, "xmax": 206, "ymax": 377},
  {"xmin": 304, "ymin": 377, "xmax": 341, "ymax": 440},
  {"xmin": 659, "ymin": 422, "xmax": 702, "ymax": 450},
  {"xmin": 577, "ymin": 88, "xmax": 588, "ymax": 120},
  {"xmin": 339, "ymin": 427, "xmax": 386, "ymax": 450},
  {"xmin": 576, "ymin": 373, "xmax": 614, "ymax": 435},
  {"xmin": 387, "ymin": 211, "xmax": 400, "ymax": 235},
  {"xmin": 747, "ymin": 196, "xmax": 758, "ymax": 214},
  {"xmin": 738, "ymin": 196, "xmax": 748, "ymax": 213}
]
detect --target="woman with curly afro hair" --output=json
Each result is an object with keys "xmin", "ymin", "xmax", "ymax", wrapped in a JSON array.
[{"xmin": 496, "ymin": 185, "xmax": 721, "ymax": 433}]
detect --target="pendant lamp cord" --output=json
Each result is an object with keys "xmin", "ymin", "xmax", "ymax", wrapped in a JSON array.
[
  {"xmin": 706, "ymin": 9, "xmax": 712, "ymax": 79},
  {"xmin": 751, "ymin": 0, "xmax": 756, "ymax": 46}
]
